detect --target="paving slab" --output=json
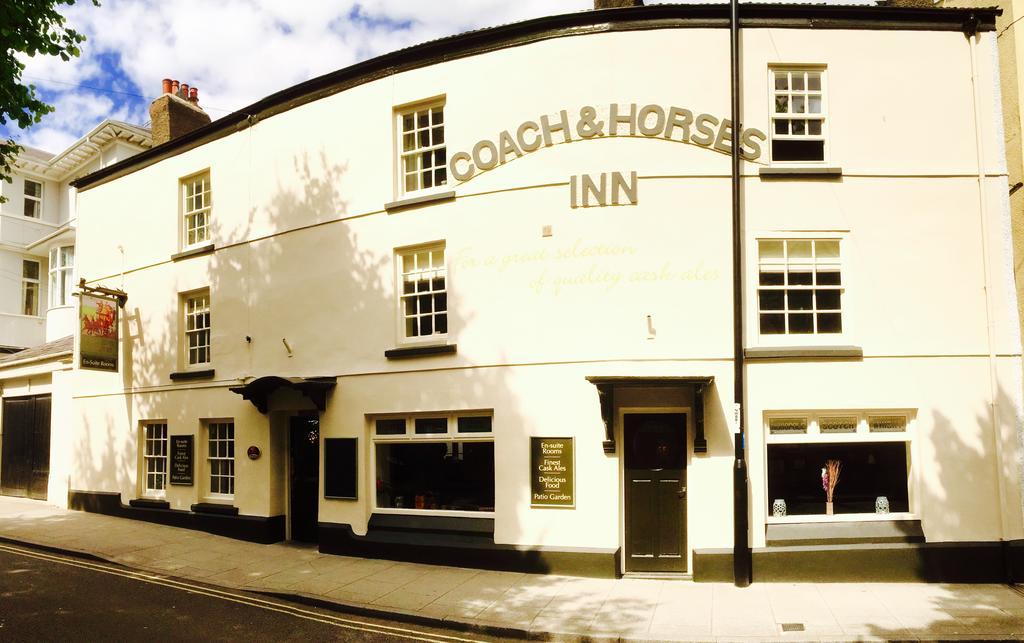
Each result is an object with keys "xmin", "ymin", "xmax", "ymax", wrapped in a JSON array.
[{"xmin": 3, "ymin": 496, "xmax": 1024, "ymax": 641}]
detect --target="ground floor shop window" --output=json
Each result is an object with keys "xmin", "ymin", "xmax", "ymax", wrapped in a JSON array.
[
  {"xmin": 765, "ymin": 411, "xmax": 913, "ymax": 518},
  {"xmin": 372, "ymin": 413, "xmax": 494, "ymax": 513},
  {"xmin": 768, "ymin": 442, "xmax": 909, "ymax": 515}
]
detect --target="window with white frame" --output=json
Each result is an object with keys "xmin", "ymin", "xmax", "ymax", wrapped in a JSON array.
[
  {"xmin": 182, "ymin": 172, "xmax": 211, "ymax": 248},
  {"xmin": 765, "ymin": 410, "xmax": 914, "ymax": 518},
  {"xmin": 22, "ymin": 260, "xmax": 39, "ymax": 316},
  {"xmin": 207, "ymin": 421, "xmax": 234, "ymax": 497},
  {"xmin": 372, "ymin": 413, "xmax": 494, "ymax": 513},
  {"xmin": 48, "ymin": 245, "xmax": 74, "ymax": 307},
  {"xmin": 184, "ymin": 290, "xmax": 211, "ymax": 366},
  {"xmin": 142, "ymin": 422, "xmax": 168, "ymax": 495},
  {"xmin": 757, "ymin": 238, "xmax": 842, "ymax": 335},
  {"xmin": 397, "ymin": 244, "xmax": 447, "ymax": 341},
  {"xmin": 398, "ymin": 102, "xmax": 446, "ymax": 194},
  {"xmin": 23, "ymin": 179, "xmax": 42, "ymax": 218},
  {"xmin": 771, "ymin": 67, "xmax": 826, "ymax": 162}
]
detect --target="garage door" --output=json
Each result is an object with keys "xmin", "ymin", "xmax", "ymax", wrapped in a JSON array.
[{"xmin": 1, "ymin": 395, "xmax": 51, "ymax": 500}]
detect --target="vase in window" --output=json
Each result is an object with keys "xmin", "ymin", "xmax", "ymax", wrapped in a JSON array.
[
  {"xmin": 826, "ymin": 501, "xmax": 834, "ymax": 515},
  {"xmin": 875, "ymin": 496, "xmax": 890, "ymax": 514},
  {"xmin": 772, "ymin": 499, "xmax": 787, "ymax": 517}
]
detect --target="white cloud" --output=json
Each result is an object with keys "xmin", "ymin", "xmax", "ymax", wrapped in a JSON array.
[
  {"xmin": 8, "ymin": 0, "xmax": 873, "ymax": 152},
  {"xmin": 13, "ymin": 0, "xmax": 588, "ymax": 144}
]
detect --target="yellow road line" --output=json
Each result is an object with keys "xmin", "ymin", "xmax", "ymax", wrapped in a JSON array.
[{"xmin": 0, "ymin": 543, "xmax": 488, "ymax": 643}]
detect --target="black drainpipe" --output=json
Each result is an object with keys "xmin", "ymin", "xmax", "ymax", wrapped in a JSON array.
[{"xmin": 731, "ymin": 0, "xmax": 752, "ymax": 588}]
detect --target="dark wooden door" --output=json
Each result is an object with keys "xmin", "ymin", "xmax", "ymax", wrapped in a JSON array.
[
  {"xmin": 624, "ymin": 413, "xmax": 687, "ymax": 573},
  {"xmin": 1, "ymin": 395, "xmax": 51, "ymax": 500},
  {"xmin": 289, "ymin": 416, "xmax": 320, "ymax": 543}
]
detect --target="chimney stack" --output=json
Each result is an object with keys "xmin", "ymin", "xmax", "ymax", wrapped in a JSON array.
[
  {"xmin": 149, "ymin": 78, "xmax": 212, "ymax": 146},
  {"xmin": 594, "ymin": 0, "xmax": 643, "ymax": 8}
]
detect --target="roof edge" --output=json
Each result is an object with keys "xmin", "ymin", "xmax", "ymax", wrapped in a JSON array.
[{"xmin": 71, "ymin": 3, "xmax": 1000, "ymax": 192}]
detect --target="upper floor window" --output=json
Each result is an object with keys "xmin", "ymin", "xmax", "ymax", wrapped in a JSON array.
[
  {"xmin": 23, "ymin": 180, "xmax": 42, "ymax": 218},
  {"xmin": 184, "ymin": 290, "xmax": 211, "ymax": 366},
  {"xmin": 49, "ymin": 245, "xmax": 74, "ymax": 308},
  {"xmin": 397, "ymin": 244, "xmax": 447, "ymax": 342},
  {"xmin": 771, "ymin": 68, "xmax": 826, "ymax": 162},
  {"xmin": 398, "ymin": 102, "xmax": 446, "ymax": 195},
  {"xmin": 757, "ymin": 239, "xmax": 842, "ymax": 335},
  {"xmin": 22, "ymin": 260, "xmax": 39, "ymax": 316},
  {"xmin": 182, "ymin": 173, "xmax": 211, "ymax": 248}
]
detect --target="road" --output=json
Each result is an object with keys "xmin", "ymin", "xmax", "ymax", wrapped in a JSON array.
[{"xmin": 0, "ymin": 542, "xmax": 508, "ymax": 642}]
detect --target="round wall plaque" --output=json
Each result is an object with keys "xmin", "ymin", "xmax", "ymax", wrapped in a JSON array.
[{"xmin": 247, "ymin": 445, "xmax": 261, "ymax": 460}]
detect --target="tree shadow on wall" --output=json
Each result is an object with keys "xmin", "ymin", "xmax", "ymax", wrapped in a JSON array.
[{"xmin": 857, "ymin": 380, "xmax": 1024, "ymax": 639}]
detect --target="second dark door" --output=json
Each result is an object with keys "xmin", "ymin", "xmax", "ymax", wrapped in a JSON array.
[
  {"xmin": 0, "ymin": 395, "xmax": 51, "ymax": 500},
  {"xmin": 624, "ymin": 413, "xmax": 687, "ymax": 573},
  {"xmin": 289, "ymin": 416, "xmax": 320, "ymax": 542}
]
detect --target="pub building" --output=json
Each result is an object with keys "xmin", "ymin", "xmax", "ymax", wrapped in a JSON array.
[{"xmin": 59, "ymin": 2, "xmax": 1024, "ymax": 582}]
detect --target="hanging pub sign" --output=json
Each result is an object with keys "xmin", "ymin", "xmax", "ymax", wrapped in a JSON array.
[
  {"xmin": 79, "ymin": 293, "xmax": 119, "ymax": 371},
  {"xmin": 170, "ymin": 435, "xmax": 194, "ymax": 486},
  {"xmin": 531, "ymin": 437, "xmax": 575, "ymax": 508}
]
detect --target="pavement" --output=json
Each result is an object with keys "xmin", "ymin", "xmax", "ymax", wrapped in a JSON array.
[{"xmin": 2, "ymin": 497, "xmax": 1024, "ymax": 642}]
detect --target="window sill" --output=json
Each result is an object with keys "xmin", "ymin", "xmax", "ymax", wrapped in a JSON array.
[
  {"xmin": 759, "ymin": 166, "xmax": 843, "ymax": 179},
  {"xmin": 765, "ymin": 515, "xmax": 923, "ymax": 546},
  {"xmin": 767, "ymin": 512, "xmax": 916, "ymax": 525},
  {"xmin": 384, "ymin": 344, "xmax": 456, "ymax": 360},
  {"xmin": 129, "ymin": 498, "xmax": 170, "ymax": 510},
  {"xmin": 745, "ymin": 346, "xmax": 862, "ymax": 360},
  {"xmin": 170, "ymin": 368, "xmax": 215, "ymax": 381},
  {"xmin": 191, "ymin": 502, "xmax": 239, "ymax": 516},
  {"xmin": 171, "ymin": 243, "xmax": 216, "ymax": 261},
  {"xmin": 384, "ymin": 190, "xmax": 455, "ymax": 213},
  {"xmin": 370, "ymin": 512, "xmax": 495, "ymax": 532}
]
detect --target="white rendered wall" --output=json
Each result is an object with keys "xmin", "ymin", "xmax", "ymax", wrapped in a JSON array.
[{"xmin": 69, "ymin": 26, "xmax": 1023, "ymax": 553}]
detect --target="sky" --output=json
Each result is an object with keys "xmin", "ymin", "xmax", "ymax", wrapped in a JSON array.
[
  {"xmin": 3, "ymin": 0, "xmax": 591, "ymax": 153},
  {"xmin": 5, "ymin": 0, "xmax": 879, "ymax": 154}
]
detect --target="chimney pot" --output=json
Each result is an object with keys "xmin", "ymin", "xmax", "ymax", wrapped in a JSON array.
[
  {"xmin": 161, "ymin": 78, "xmax": 172, "ymax": 94},
  {"xmin": 150, "ymin": 78, "xmax": 211, "ymax": 146}
]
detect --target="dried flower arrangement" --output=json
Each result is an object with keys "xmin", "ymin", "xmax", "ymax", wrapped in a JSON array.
[{"xmin": 821, "ymin": 459, "xmax": 841, "ymax": 513}]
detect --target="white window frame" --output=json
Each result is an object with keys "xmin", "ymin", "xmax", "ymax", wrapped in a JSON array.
[
  {"xmin": 370, "ymin": 411, "xmax": 494, "ymax": 518},
  {"xmin": 205, "ymin": 420, "xmax": 235, "ymax": 501},
  {"xmin": 395, "ymin": 242, "xmax": 448, "ymax": 346},
  {"xmin": 182, "ymin": 289, "xmax": 211, "ymax": 368},
  {"xmin": 768, "ymin": 65, "xmax": 828, "ymax": 164},
  {"xmin": 181, "ymin": 171, "xmax": 212, "ymax": 250},
  {"xmin": 763, "ymin": 409, "xmax": 917, "ymax": 524},
  {"xmin": 141, "ymin": 421, "xmax": 169, "ymax": 498},
  {"xmin": 395, "ymin": 98, "xmax": 446, "ymax": 197},
  {"xmin": 23, "ymin": 179, "xmax": 42, "ymax": 218},
  {"xmin": 48, "ymin": 245, "xmax": 74, "ymax": 308},
  {"xmin": 22, "ymin": 259, "xmax": 40, "ymax": 317},
  {"xmin": 748, "ymin": 231, "xmax": 853, "ymax": 348}
]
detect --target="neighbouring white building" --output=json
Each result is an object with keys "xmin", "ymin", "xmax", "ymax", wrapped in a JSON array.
[
  {"xmin": 46, "ymin": 2, "xmax": 1024, "ymax": 581},
  {"xmin": 0, "ymin": 122, "xmax": 151, "ymax": 501}
]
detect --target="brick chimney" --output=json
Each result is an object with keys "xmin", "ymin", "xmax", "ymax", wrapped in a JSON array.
[
  {"xmin": 149, "ymin": 78, "xmax": 212, "ymax": 145},
  {"xmin": 594, "ymin": 0, "xmax": 643, "ymax": 8}
]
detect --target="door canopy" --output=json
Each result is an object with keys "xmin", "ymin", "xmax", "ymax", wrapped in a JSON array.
[{"xmin": 229, "ymin": 376, "xmax": 336, "ymax": 414}]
